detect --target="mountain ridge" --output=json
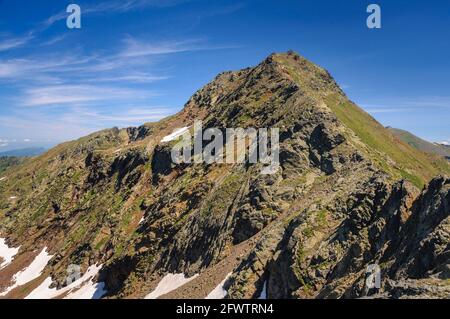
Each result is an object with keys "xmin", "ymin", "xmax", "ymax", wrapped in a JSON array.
[
  {"xmin": 387, "ymin": 127, "xmax": 450, "ymax": 160},
  {"xmin": 0, "ymin": 51, "xmax": 449, "ymax": 299}
]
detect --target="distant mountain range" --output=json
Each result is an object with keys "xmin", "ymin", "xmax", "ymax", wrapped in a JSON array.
[
  {"xmin": 387, "ymin": 127, "xmax": 450, "ymax": 160},
  {"xmin": 0, "ymin": 147, "xmax": 46, "ymax": 157}
]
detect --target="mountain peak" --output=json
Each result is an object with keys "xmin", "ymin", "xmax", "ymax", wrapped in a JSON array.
[
  {"xmin": 182, "ymin": 50, "xmax": 345, "ymax": 126},
  {"xmin": 269, "ymin": 51, "xmax": 344, "ymax": 95},
  {"xmin": 179, "ymin": 50, "xmax": 449, "ymax": 188}
]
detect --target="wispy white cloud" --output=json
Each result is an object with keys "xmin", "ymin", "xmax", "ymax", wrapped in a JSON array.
[
  {"xmin": 0, "ymin": 54, "xmax": 95, "ymax": 79},
  {"xmin": 0, "ymin": 34, "xmax": 33, "ymax": 52},
  {"xmin": 0, "ymin": 113, "xmax": 95, "ymax": 142},
  {"xmin": 84, "ymin": 73, "xmax": 170, "ymax": 83},
  {"xmin": 0, "ymin": 35, "xmax": 219, "ymax": 85},
  {"xmin": 120, "ymin": 38, "xmax": 203, "ymax": 58},
  {"xmin": 120, "ymin": 36, "xmax": 238, "ymax": 58},
  {"xmin": 22, "ymin": 85, "xmax": 157, "ymax": 106},
  {"xmin": 404, "ymin": 97, "xmax": 450, "ymax": 108},
  {"xmin": 361, "ymin": 96, "xmax": 450, "ymax": 114},
  {"xmin": 0, "ymin": 104, "xmax": 175, "ymax": 144},
  {"xmin": 0, "ymin": 139, "xmax": 9, "ymax": 147},
  {"xmin": 1, "ymin": 2, "xmax": 183, "ymax": 52},
  {"xmin": 364, "ymin": 107, "xmax": 423, "ymax": 114},
  {"xmin": 43, "ymin": 0, "xmax": 191, "ymax": 28},
  {"xmin": 83, "ymin": 0, "xmax": 190, "ymax": 12},
  {"xmin": 195, "ymin": 2, "xmax": 245, "ymax": 18},
  {"xmin": 66, "ymin": 106, "xmax": 174, "ymax": 123},
  {"xmin": 40, "ymin": 34, "xmax": 68, "ymax": 46}
]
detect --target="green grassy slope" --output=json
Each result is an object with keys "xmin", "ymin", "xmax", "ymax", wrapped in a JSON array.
[
  {"xmin": 326, "ymin": 95, "xmax": 450, "ymax": 188},
  {"xmin": 274, "ymin": 52, "xmax": 450, "ymax": 188}
]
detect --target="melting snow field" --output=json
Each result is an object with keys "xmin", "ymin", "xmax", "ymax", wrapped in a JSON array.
[
  {"xmin": 161, "ymin": 127, "xmax": 189, "ymax": 143},
  {"xmin": 0, "ymin": 247, "xmax": 52, "ymax": 296},
  {"xmin": 0, "ymin": 238, "xmax": 20, "ymax": 269},
  {"xmin": 205, "ymin": 273, "xmax": 232, "ymax": 299},
  {"xmin": 145, "ymin": 273, "xmax": 199, "ymax": 299},
  {"xmin": 26, "ymin": 264, "xmax": 107, "ymax": 299}
]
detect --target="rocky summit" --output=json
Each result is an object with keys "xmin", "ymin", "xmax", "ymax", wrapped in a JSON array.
[{"xmin": 0, "ymin": 51, "xmax": 449, "ymax": 299}]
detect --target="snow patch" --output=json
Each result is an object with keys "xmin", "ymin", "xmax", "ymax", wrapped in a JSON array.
[
  {"xmin": 0, "ymin": 247, "xmax": 53, "ymax": 296},
  {"xmin": 9, "ymin": 196, "xmax": 17, "ymax": 200},
  {"xmin": 65, "ymin": 281, "xmax": 107, "ymax": 299},
  {"xmin": 26, "ymin": 264, "xmax": 106, "ymax": 299},
  {"xmin": 0, "ymin": 238, "xmax": 20, "ymax": 269},
  {"xmin": 439, "ymin": 141, "xmax": 450, "ymax": 146},
  {"xmin": 0, "ymin": 177, "xmax": 6, "ymax": 181},
  {"xmin": 258, "ymin": 281, "xmax": 267, "ymax": 299},
  {"xmin": 25, "ymin": 277, "xmax": 56, "ymax": 299},
  {"xmin": 205, "ymin": 272, "xmax": 231, "ymax": 299},
  {"xmin": 161, "ymin": 127, "xmax": 189, "ymax": 143},
  {"xmin": 145, "ymin": 273, "xmax": 198, "ymax": 299}
]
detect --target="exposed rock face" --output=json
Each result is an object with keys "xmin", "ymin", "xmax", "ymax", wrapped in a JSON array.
[
  {"xmin": 226, "ymin": 176, "xmax": 449, "ymax": 299},
  {"xmin": 0, "ymin": 51, "xmax": 449, "ymax": 299}
]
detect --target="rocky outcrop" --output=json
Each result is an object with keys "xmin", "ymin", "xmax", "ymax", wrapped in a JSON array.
[{"xmin": 225, "ymin": 176, "xmax": 449, "ymax": 299}]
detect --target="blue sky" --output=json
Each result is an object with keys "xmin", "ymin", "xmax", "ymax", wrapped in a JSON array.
[{"xmin": 0, "ymin": 0, "xmax": 449, "ymax": 151}]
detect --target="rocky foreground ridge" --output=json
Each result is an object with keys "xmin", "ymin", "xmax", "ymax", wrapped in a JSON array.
[{"xmin": 0, "ymin": 51, "xmax": 449, "ymax": 299}]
